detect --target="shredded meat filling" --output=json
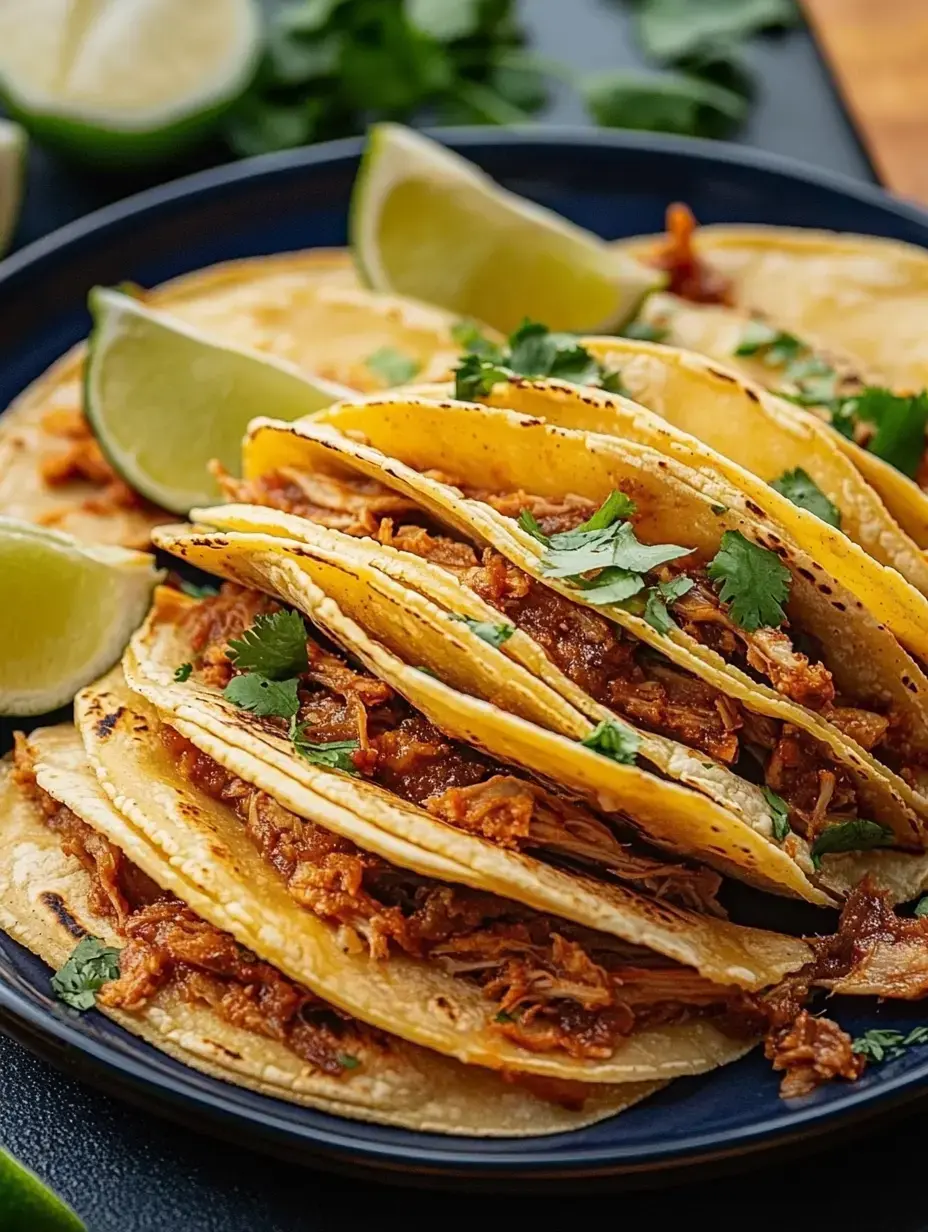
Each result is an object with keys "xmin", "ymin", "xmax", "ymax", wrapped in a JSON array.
[
  {"xmin": 161, "ymin": 725, "xmax": 746, "ymax": 1060},
  {"xmin": 38, "ymin": 407, "xmax": 152, "ymax": 518},
  {"xmin": 14, "ymin": 734, "xmax": 372, "ymax": 1078},
  {"xmin": 648, "ymin": 202, "xmax": 733, "ymax": 304}
]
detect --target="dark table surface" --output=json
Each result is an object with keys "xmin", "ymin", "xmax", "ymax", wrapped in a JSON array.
[{"xmin": 0, "ymin": 3, "xmax": 918, "ymax": 1230}]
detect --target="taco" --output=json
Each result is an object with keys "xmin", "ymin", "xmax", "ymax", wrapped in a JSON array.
[
  {"xmin": 616, "ymin": 206, "xmax": 928, "ymax": 547},
  {"xmin": 0, "ymin": 249, "xmax": 465, "ymax": 548},
  {"xmin": 405, "ymin": 349, "xmax": 928, "ymax": 658},
  {"xmin": 75, "ymin": 655, "xmax": 778, "ymax": 1087},
  {"xmin": 199, "ymin": 400, "xmax": 928, "ymax": 894},
  {"xmin": 2, "ymin": 725, "xmax": 655, "ymax": 1134}
]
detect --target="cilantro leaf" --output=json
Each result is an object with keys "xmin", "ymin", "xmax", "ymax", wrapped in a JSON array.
[
  {"xmin": 454, "ymin": 353, "xmax": 513, "ymax": 400},
  {"xmin": 583, "ymin": 70, "xmax": 748, "ymax": 141},
  {"xmin": 451, "ymin": 615, "xmax": 515, "ymax": 648},
  {"xmin": 706, "ymin": 530, "xmax": 791, "ymax": 631},
  {"xmin": 174, "ymin": 662, "xmax": 193, "ymax": 683},
  {"xmin": 852, "ymin": 1026, "xmax": 928, "ymax": 1063},
  {"xmin": 227, "ymin": 611, "xmax": 309, "ymax": 680},
  {"xmin": 223, "ymin": 673, "xmax": 301, "ymax": 719},
  {"xmin": 290, "ymin": 718, "xmax": 359, "ymax": 774},
  {"xmin": 576, "ymin": 490, "xmax": 638, "ymax": 532},
  {"xmin": 581, "ymin": 567, "xmax": 648, "ymax": 606},
  {"xmin": 365, "ymin": 346, "xmax": 422, "ymax": 387},
  {"xmin": 580, "ymin": 720, "xmax": 640, "ymax": 765},
  {"xmin": 621, "ymin": 319, "xmax": 668, "ymax": 343},
  {"xmin": 451, "ymin": 320, "xmax": 503, "ymax": 360},
  {"xmin": 453, "ymin": 320, "xmax": 624, "ymax": 397},
  {"xmin": 51, "ymin": 936, "xmax": 120, "ymax": 1012},
  {"xmin": 517, "ymin": 509, "xmax": 550, "ymax": 545},
  {"xmin": 179, "ymin": 579, "xmax": 220, "ymax": 599},
  {"xmin": 851, "ymin": 388, "xmax": 928, "ymax": 480},
  {"xmin": 914, "ymin": 896, "xmax": 928, "ymax": 918},
  {"xmin": 541, "ymin": 521, "xmax": 689, "ymax": 579},
  {"xmin": 810, "ymin": 819, "xmax": 895, "ymax": 870},
  {"xmin": 770, "ymin": 468, "xmax": 842, "ymax": 529},
  {"xmin": 643, "ymin": 576, "xmax": 694, "ymax": 634},
  {"xmin": 337, "ymin": 1052, "xmax": 362, "ymax": 1070},
  {"xmin": 637, "ymin": 0, "xmax": 798, "ymax": 63},
  {"xmin": 761, "ymin": 787, "xmax": 791, "ymax": 841}
]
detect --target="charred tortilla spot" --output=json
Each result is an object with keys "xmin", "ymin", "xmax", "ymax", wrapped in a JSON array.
[
  {"xmin": 819, "ymin": 584, "xmax": 833, "ymax": 595},
  {"xmin": 905, "ymin": 678, "xmax": 919, "ymax": 693},
  {"xmin": 204, "ymin": 1039, "xmax": 244, "ymax": 1060},
  {"xmin": 94, "ymin": 707, "xmax": 125, "ymax": 740},
  {"xmin": 833, "ymin": 602, "xmax": 847, "ymax": 612},
  {"xmin": 40, "ymin": 891, "xmax": 87, "ymax": 939},
  {"xmin": 430, "ymin": 995, "xmax": 458, "ymax": 1022},
  {"xmin": 798, "ymin": 568, "xmax": 816, "ymax": 583},
  {"xmin": 745, "ymin": 388, "xmax": 760, "ymax": 403},
  {"xmin": 707, "ymin": 367, "xmax": 738, "ymax": 385},
  {"xmin": 745, "ymin": 501, "xmax": 765, "ymax": 518}
]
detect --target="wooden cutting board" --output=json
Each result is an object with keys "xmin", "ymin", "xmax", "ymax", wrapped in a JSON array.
[{"xmin": 801, "ymin": 0, "xmax": 928, "ymax": 205}]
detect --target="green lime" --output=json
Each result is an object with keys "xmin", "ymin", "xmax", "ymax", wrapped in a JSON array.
[
  {"xmin": 85, "ymin": 287, "xmax": 352, "ymax": 514},
  {"xmin": 0, "ymin": 117, "xmax": 26, "ymax": 255},
  {"xmin": 0, "ymin": 0, "xmax": 262, "ymax": 165},
  {"xmin": 351, "ymin": 123, "xmax": 663, "ymax": 334},
  {"xmin": 0, "ymin": 516, "xmax": 161, "ymax": 716},
  {"xmin": 0, "ymin": 1147, "xmax": 85, "ymax": 1230}
]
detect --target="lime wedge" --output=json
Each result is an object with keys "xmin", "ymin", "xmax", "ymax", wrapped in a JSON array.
[
  {"xmin": 0, "ymin": 117, "xmax": 26, "ymax": 255},
  {"xmin": 85, "ymin": 287, "xmax": 353, "ymax": 514},
  {"xmin": 351, "ymin": 123, "xmax": 663, "ymax": 333},
  {"xmin": 0, "ymin": 517, "xmax": 161, "ymax": 716},
  {"xmin": 0, "ymin": 0, "xmax": 261, "ymax": 164},
  {"xmin": 0, "ymin": 1147, "xmax": 85, "ymax": 1231}
]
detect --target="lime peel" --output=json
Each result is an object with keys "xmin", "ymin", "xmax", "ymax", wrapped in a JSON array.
[
  {"xmin": 351, "ymin": 123, "xmax": 664, "ymax": 333},
  {"xmin": 0, "ymin": 517, "xmax": 162, "ymax": 717},
  {"xmin": 85, "ymin": 287, "xmax": 353, "ymax": 515},
  {"xmin": 0, "ymin": 116, "xmax": 26, "ymax": 255}
]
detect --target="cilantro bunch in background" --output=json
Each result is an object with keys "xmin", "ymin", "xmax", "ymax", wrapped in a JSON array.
[
  {"xmin": 224, "ymin": 0, "xmax": 801, "ymax": 156},
  {"xmin": 225, "ymin": 0, "xmax": 547, "ymax": 156}
]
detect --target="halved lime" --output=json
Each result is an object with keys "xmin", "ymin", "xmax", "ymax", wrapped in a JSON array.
[
  {"xmin": 85, "ymin": 287, "xmax": 353, "ymax": 514},
  {"xmin": 351, "ymin": 123, "xmax": 664, "ymax": 334},
  {"xmin": 0, "ymin": 517, "xmax": 161, "ymax": 716},
  {"xmin": 0, "ymin": 117, "xmax": 26, "ymax": 255},
  {"xmin": 0, "ymin": 1147, "xmax": 85, "ymax": 1232},
  {"xmin": 0, "ymin": 0, "xmax": 261, "ymax": 165}
]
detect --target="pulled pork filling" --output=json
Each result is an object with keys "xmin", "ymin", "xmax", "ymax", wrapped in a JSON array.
[
  {"xmin": 159, "ymin": 722, "xmax": 755, "ymax": 1061},
  {"xmin": 182, "ymin": 584, "xmax": 724, "ymax": 916},
  {"xmin": 12, "ymin": 736, "xmax": 371, "ymax": 1078},
  {"xmin": 647, "ymin": 203, "xmax": 733, "ymax": 305},
  {"xmin": 214, "ymin": 467, "xmax": 905, "ymax": 842},
  {"xmin": 38, "ymin": 408, "xmax": 160, "ymax": 522}
]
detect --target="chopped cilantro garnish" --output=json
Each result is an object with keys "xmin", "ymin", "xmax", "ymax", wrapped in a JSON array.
[
  {"xmin": 735, "ymin": 321, "xmax": 805, "ymax": 366},
  {"xmin": 579, "ymin": 719, "xmax": 640, "ymax": 765},
  {"xmin": 365, "ymin": 346, "xmax": 422, "ymax": 387},
  {"xmin": 517, "ymin": 508, "xmax": 550, "ymax": 545},
  {"xmin": 227, "ymin": 610, "xmax": 309, "ymax": 680},
  {"xmin": 580, "ymin": 567, "xmax": 647, "ymax": 606},
  {"xmin": 914, "ymin": 896, "xmax": 928, "ymax": 918},
  {"xmin": 809, "ymin": 818, "xmax": 895, "ymax": 870},
  {"xmin": 451, "ymin": 615, "xmax": 515, "ymax": 648},
  {"xmin": 770, "ymin": 468, "xmax": 842, "ymax": 529},
  {"xmin": 575, "ymin": 489, "xmax": 637, "ymax": 531},
  {"xmin": 761, "ymin": 787, "xmax": 791, "ymax": 841},
  {"xmin": 173, "ymin": 662, "xmax": 193, "ymax": 683},
  {"xmin": 290, "ymin": 718, "xmax": 359, "ymax": 774},
  {"xmin": 641, "ymin": 575, "xmax": 694, "ymax": 634},
  {"xmin": 709, "ymin": 504, "xmax": 727, "ymax": 515},
  {"xmin": 621, "ymin": 319, "xmax": 668, "ymax": 343},
  {"xmin": 179, "ymin": 579, "xmax": 220, "ymax": 599},
  {"xmin": 706, "ymin": 530, "xmax": 791, "ymax": 632},
  {"xmin": 415, "ymin": 665, "xmax": 439, "ymax": 678},
  {"xmin": 849, "ymin": 388, "xmax": 928, "ymax": 479},
  {"xmin": 453, "ymin": 319, "xmax": 624, "ymax": 399},
  {"xmin": 223, "ymin": 673, "xmax": 301, "ymax": 719},
  {"xmin": 337, "ymin": 1052, "xmax": 361, "ymax": 1070},
  {"xmin": 51, "ymin": 936, "xmax": 120, "ymax": 1012},
  {"xmin": 542, "ymin": 520, "xmax": 688, "ymax": 579},
  {"xmin": 852, "ymin": 1026, "xmax": 928, "ymax": 1063}
]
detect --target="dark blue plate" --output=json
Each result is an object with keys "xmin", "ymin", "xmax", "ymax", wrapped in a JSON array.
[{"xmin": 4, "ymin": 128, "xmax": 928, "ymax": 1184}]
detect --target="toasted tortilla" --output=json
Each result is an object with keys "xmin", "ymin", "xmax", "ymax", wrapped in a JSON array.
[
  {"xmin": 617, "ymin": 224, "xmax": 928, "ymax": 390},
  {"xmin": 1, "ymin": 729, "xmax": 655, "ymax": 1134},
  {"xmin": 0, "ymin": 248, "xmax": 467, "ymax": 548},
  {"xmin": 75, "ymin": 666, "xmax": 755, "ymax": 1083},
  {"xmin": 404, "ymin": 366, "xmax": 928, "ymax": 661},
  {"xmin": 238, "ymin": 404, "xmax": 928, "ymax": 852}
]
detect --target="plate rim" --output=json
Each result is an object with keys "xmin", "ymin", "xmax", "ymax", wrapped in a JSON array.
[{"xmin": 4, "ymin": 124, "xmax": 928, "ymax": 1177}]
